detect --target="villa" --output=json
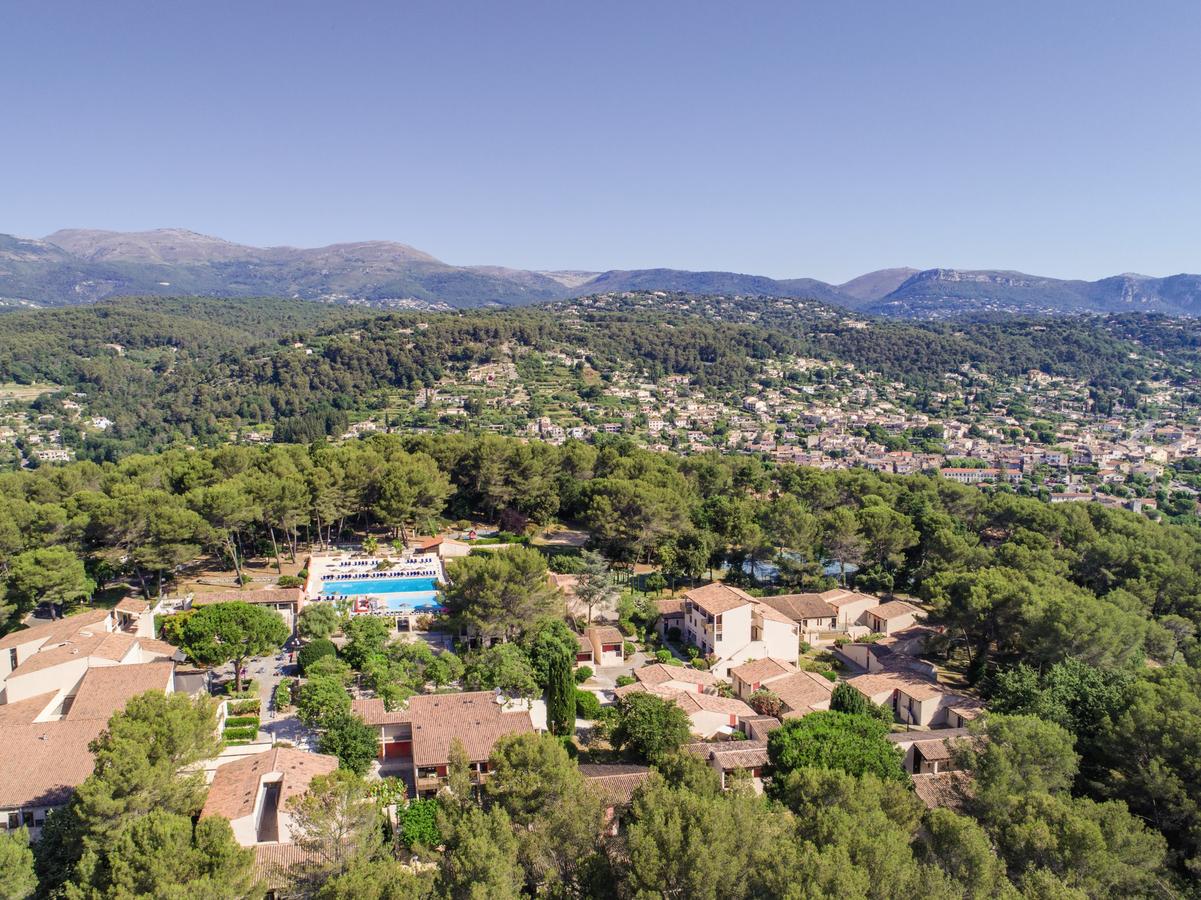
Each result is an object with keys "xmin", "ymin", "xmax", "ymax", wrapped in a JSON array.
[{"xmin": 680, "ymin": 583, "xmax": 799, "ymax": 677}]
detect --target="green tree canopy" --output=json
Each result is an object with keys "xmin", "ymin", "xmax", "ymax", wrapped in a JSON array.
[
  {"xmin": 766, "ymin": 710, "xmax": 907, "ymax": 783},
  {"xmin": 178, "ymin": 601, "xmax": 289, "ymax": 691}
]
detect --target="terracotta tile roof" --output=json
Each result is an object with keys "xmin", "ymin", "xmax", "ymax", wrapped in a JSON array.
[
  {"xmin": 548, "ymin": 573, "xmax": 579, "ymax": 596},
  {"xmin": 752, "ymin": 603, "xmax": 798, "ymax": 625},
  {"xmin": 684, "ymin": 740, "xmax": 770, "ymax": 770},
  {"xmin": 742, "ymin": 715, "xmax": 782, "ymax": 741},
  {"xmin": 351, "ymin": 697, "xmax": 411, "ymax": 726},
  {"xmin": 821, "ymin": 589, "xmax": 879, "ymax": 609},
  {"xmin": 674, "ymin": 692, "xmax": 756, "ymax": 718},
  {"xmin": 759, "ymin": 594, "xmax": 837, "ymax": 621},
  {"xmin": 253, "ymin": 844, "xmax": 317, "ymax": 889},
  {"xmin": 92, "ymin": 631, "xmax": 139, "ymax": 662},
  {"xmin": 634, "ymin": 663, "xmax": 717, "ymax": 687},
  {"xmin": 579, "ymin": 763, "xmax": 651, "ymax": 807},
  {"xmin": 684, "ymin": 583, "xmax": 755, "ymax": 616},
  {"xmin": 913, "ymin": 739, "xmax": 953, "ymax": 761},
  {"xmin": 586, "ymin": 625, "xmax": 624, "ymax": 645},
  {"xmin": 886, "ymin": 726, "xmax": 973, "ymax": 747},
  {"xmin": 614, "ymin": 682, "xmax": 680, "ymax": 700},
  {"xmin": 729, "ymin": 657, "xmax": 798, "ymax": 684},
  {"xmin": 949, "ymin": 703, "xmax": 984, "ymax": 721},
  {"xmin": 847, "ymin": 671, "xmax": 937, "ymax": 701},
  {"xmin": 192, "ymin": 589, "xmax": 303, "ymax": 606},
  {"xmin": 0, "ymin": 719, "xmax": 107, "ymax": 808},
  {"xmin": 0, "ymin": 692, "xmax": 59, "ymax": 726},
  {"xmin": 575, "ymin": 632, "xmax": 592, "ymax": 653},
  {"xmin": 867, "ymin": 600, "xmax": 921, "ymax": 621},
  {"xmin": 0, "ymin": 609, "xmax": 110, "ymax": 651},
  {"xmin": 416, "ymin": 537, "xmax": 444, "ymax": 551},
  {"xmin": 911, "ymin": 772, "xmax": 971, "ymax": 810},
  {"xmin": 201, "ymin": 747, "xmax": 338, "ymax": 822},
  {"xmin": 114, "ymin": 597, "xmax": 150, "ymax": 615},
  {"xmin": 65, "ymin": 662, "xmax": 174, "ymax": 721},
  {"xmin": 656, "ymin": 598, "xmax": 684, "ymax": 616},
  {"xmin": 7, "ymin": 633, "xmax": 109, "ymax": 678},
  {"xmin": 769, "ymin": 671, "xmax": 835, "ymax": 717},
  {"xmin": 407, "ymin": 691, "xmax": 533, "ymax": 767},
  {"xmin": 137, "ymin": 638, "xmax": 182, "ymax": 661}
]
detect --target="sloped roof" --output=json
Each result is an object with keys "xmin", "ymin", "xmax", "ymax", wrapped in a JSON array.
[
  {"xmin": 684, "ymin": 583, "xmax": 755, "ymax": 616},
  {"xmin": 866, "ymin": 600, "xmax": 921, "ymax": 621},
  {"xmin": 684, "ymin": 740, "xmax": 770, "ymax": 770},
  {"xmin": 192, "ymin": 589, "xmax": 303, "ymax": 606},
  {"xmin": 579, "ymin": 763, "xmax": 651, "ymax": 807},
  {"xmin": 407, "ymin": 691, "xmax": 533, "ymax": 766},
  {"xmin": 201, "ymin": 747, "xmax": 338, "ymax": 822},
  {"xmin": 656, "ymin": 598, "xmax": 684, "ymax": 616},
  {"xmin": 351, "ymin": 697, "xmax": 412, "ymax": 726},
  {"xmin": 0, "ymin": 720, "xmax": 106, "ymax": 808},
  {"xmin": 674, "ymin": 692, "xmax": 756, "ymax": 717},
  {"xmin": 770, "ymin": 671, "xmax": 835, "ymax": 717},
  {"xmin": 65, "ymin": 661, "xmax": 174, "ymax": 722},
  {"xmin": 113, "ymin": 597, "xmax": 150, "ymax": 615},
  {"xmin": 911, "ymin": 772, "xmax": 971, "ymax": 810},
  {"xmin": 759, "ymin": 594, "xmax": 837, "ymax": 621},
  {"xmin": 634, "ymin": 663, "xmax": 717, "ymax": 687},
  {"xmin": 729, "ymin": 657, "xmax": 798, "ymax": 684},
  {"xmin": 0, "ymin": 609, "xmax": 110, "ymax": 651}
]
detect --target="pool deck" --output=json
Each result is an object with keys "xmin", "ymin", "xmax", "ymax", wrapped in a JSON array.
[{"xmin": 303, "ymin": 551, "xmax": 447, "ymax": 617}]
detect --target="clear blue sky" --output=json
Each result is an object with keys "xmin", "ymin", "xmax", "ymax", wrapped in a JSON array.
[{"xmin": 2, "ymin": 1, "xmax": 1198, "ymax": 282}]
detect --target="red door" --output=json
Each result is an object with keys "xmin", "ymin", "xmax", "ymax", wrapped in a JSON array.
[{"xmin": 384, "ymin": 740, "xmax": 412, "ymax": 758}]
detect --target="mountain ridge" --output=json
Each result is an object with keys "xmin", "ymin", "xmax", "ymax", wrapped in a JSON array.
[{"xmin": 1, "ymin": 227, "xmax": 1198, "ymax": 317}]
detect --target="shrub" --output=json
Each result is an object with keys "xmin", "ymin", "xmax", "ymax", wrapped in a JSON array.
[
  {"xmin": 799, "ymin": 641, "xmax": 812, "ymax": 654},
  {"xmin": 821, "ymin": 670, "xmax": 837, "ymax": 682},
  {"xmin": 557, "ymin": 734, "xmax": 579, "ymax": 758},
  {"xmin": 274, "ymin": 678, "xmax": 294, "ymax": 710},
  {"xmin": 224, "ymin": 715, "xmax": 261, "ymax": 729},
  {"xmin": 277, "ymin": 575, "xmax": 305, "ymax": 588},
  {"xmin": 297, "ymin": 638, "xmax": 338, "ymax": 675},
  {"xmin": 615, "ymin": 675, "xmax": 636, "ymax": 688},
  {"xmin": 667, "ymin": 626, "xmax": 681, "ymax": 642},
  {"xmin": 686, "ymin": 645, "xmax": 699, "ymax": 659},
  {"xmin": 297, "ymin": 568, "xmax": 309, "ymax": 580},
  {"xmin": 691, "ymin": 657, "xmax": 710, "ymax": 671},
  {"xmin": 574, "ymin": 666, "xmax": 593, "ymax": 684},
  {"xmin": 228, "ymin": 699, "xmax": 261, "ymax": 715},
  {"xmin": 655, "ymin": 649, "xmax": 673, "ymax": 664},
  {"xmin": 223, "ymin": 726, "xmax": 258, "ymax": 741},
  {"xmin": 617, "ymin": 618, "xmax": 635, "ymax": 636},
  {"xmin": 623, "ymin": 641, "xmax": 636, "ymax": 659},
  {"xmin": 396, "ymin": 798, "xmax": 441, "ymax": 850},
  {"xmin": 575, "ymin": 689, "xmax": 602, "ymax": 720},
  {"xmin": 224, "ymin": 739, "xmax": 252, "ymax": 746}
]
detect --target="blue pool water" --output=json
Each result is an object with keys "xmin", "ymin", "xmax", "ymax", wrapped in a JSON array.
[
  {"xmin": 317, "ymin": 576, "xmax": 444, "ymax": 614},
  {"xmin": 321, "ymin": 577, "xmax": 439, "ymax": 595}
]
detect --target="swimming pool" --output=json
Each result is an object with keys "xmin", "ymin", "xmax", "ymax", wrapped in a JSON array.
[
  {"xmin": 320, "ymin": 576, "xmax": 439, "ymax": 595},
  {"xmin": 316, "ymin": 575, "xmax": 445, "ymax": 615}
]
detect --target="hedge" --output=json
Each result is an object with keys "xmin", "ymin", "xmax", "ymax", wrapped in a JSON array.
[
  {"xmin": 224, "ymin": 715, "xmax": 260, "ymax": 729},
  {"xmin": 228, "ymin": 699, "xmax": 261, "ymax": 715},
  {"xmin": 573, "ymin": 666, "xmax": 593, "ymax": 684},
  {"xmin": 223, "ymin": 726, "xmax": 259, "ymax": 741},
  {"xmin": 574, "ymin": 689, "xmax": 602, "ymax": 720}
]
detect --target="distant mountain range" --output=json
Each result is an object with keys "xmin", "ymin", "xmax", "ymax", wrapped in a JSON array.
[{"xmin": 1, "ymin": 228, "xmax": 1199, "ymax": 318}]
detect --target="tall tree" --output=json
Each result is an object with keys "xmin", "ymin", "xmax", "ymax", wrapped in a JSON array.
[
  {"xmin": 573, "ymin": 549, "xmax": 618, "ymax": 625},
  {"xmin": 5, "ymin": 546, "xmax": 92, "ymax": 617},
  {"xmin": 544, "ymin": 646, "xmax": 575, "ymax": 737},
  {"xmin": 442, "ymin": 547, "xmax": 558, "ymax": 643},
  {"xmin": 611, "ymin": 692, "xmax": 691, "ymax": 762},
  {"xmin": 0, "ymin": 827, "xmax": 37, "ymax": 900},
  {"xmin": 766, "ymin": 710, "xmax": 907, "ymax": 784},
  {"xmin": 287, "ymin": 770, "xmax": 382, "ymax": 887},
  {"xmin": 178, "ymin": 601, "xmax": 290, "ymax": 692}
]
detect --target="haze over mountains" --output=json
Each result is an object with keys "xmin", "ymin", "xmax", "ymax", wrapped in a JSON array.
[{"xmin": 2, "ymin": 227, "xmax": 1199, "ymax": 318}]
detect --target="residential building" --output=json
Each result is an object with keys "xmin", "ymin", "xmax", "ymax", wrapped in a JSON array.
[
  {"xmin": 757, "ymin": 593, "xmax": 838, "ymax": 643},
  {"xmin": 863, "ymin": 600, "xmax": 921, "ymax": 635},
  {"xmin": 352, "ymin": 691, "xmax": 533, "ymax": 797},
  {"xmin": 580, "ymin": 763, "xmax": 651, "ymax": 835},
  {"xmin": 0, "ymin": 661, "xmax": 175, "ymax": 839},
  {"xmin": 201, "ymin": 746, "xmax": 339, "ymax": 846},
  {"xmin": 887, "ymin": 728, "xmax": 971, "ymax": 775},
  {"xmin": 190, "ymin": 588, "xmax": 304, "ymax": 633},
  {"xmin": 681, "ymin": 583, "xmax": 799, "ymax": 677},
  {"xmin": 684, "ymin": 741, "xmax": 770, "ymax": 791}
]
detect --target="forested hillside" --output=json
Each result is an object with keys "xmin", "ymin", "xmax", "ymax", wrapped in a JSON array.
[
  {"xmin": 2, "ymin": 293, "xmax": 1199, "ymax": 461},
  {"xmin": 2, "ymin": 432, "xmax": 1201, "ymax": 887}
]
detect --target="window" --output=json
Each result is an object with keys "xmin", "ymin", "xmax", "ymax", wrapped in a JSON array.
[
  {"xmin": 22, "ymin": 811, "xmax": 33, "ymax": 827},
  {"xmin": 8, "ymin": 648, "xmax": 15, "ymax": 670},
  {"xmin": 7, "ymin": 813, "xmax": 18, "ymax": 830}
]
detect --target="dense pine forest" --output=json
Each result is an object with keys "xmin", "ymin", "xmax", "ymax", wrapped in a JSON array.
[{"xmin": 2, "ymin": 431, "xmax": 1201, "ymax": 892}]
